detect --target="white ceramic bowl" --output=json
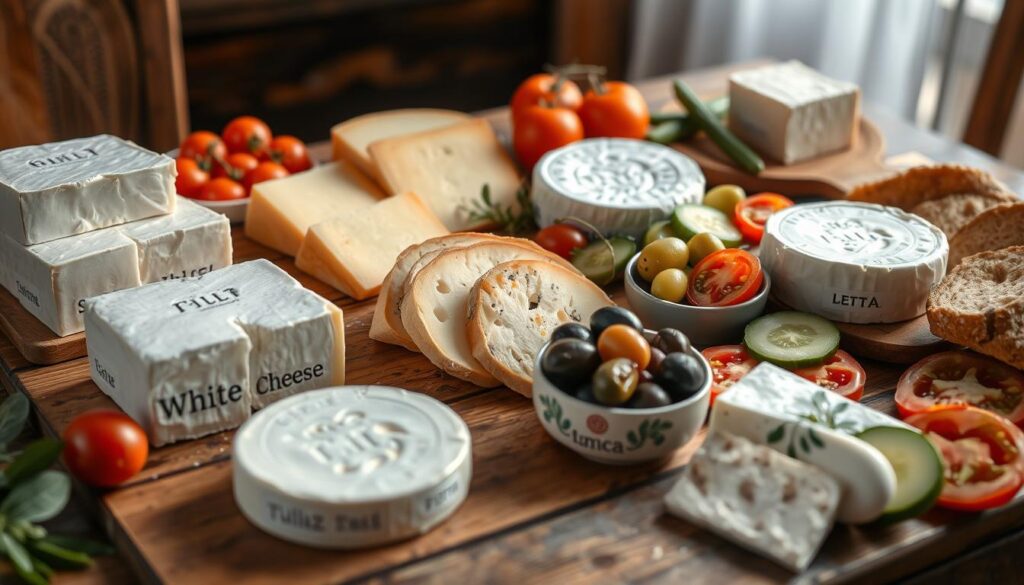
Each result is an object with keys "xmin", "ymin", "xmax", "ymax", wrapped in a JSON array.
[
  {"xmin": 194, "ymin": 197, "xmax": 248, "ymax": 224},
  {"xmin": 624, "ymin": 253, "xmax": 770, "ymax": 347},
  {"xmin": 532, "ymin": 331, "xmax": 711, "ymax": 465}
]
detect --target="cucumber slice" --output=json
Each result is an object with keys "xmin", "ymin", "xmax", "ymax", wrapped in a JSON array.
[
  {"xmin": 857, "ymin": 426, "xmax": 943, "ymax": 523},
  {"xmin": 744, "ymin": 311, "xmax": 840, "ymax": 368},
  {"xmin": 671, "ymin": 204, "xmax": 743, "ymax": 247},
  {"xmin": 571, "ymin": 237, "xmax": 637, "ymax": 285},
  {"xmin": 643, "ymin": 220, "xmax": 678, "ymax": 247}
]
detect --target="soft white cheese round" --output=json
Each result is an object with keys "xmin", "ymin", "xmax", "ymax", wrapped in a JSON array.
[
  {"xmin": 760, "ymin": 201, "xmax": 948, "ymax": 324},
  {"xmin": 233, "ymin": 385, "xmax": 471, "ymax": 549},
  {"xmin": 531, "ymin": 138, "xmax": 704, "ymax": 239}
]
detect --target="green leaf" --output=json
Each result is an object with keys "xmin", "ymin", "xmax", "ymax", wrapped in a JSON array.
[
  {"xmin": 1, "ymin": 439, "xmax": 63, "ymax": 488},
  {"xmin": 833, "ymin": 401, "xmax": 850, "ymax": 414},
  {"xmin": 627, "ymin": 431, "xmax": 639, "ymax": 446},
  {"xmin": 13, "ymin": 564, "xmax": 48, "ymax": 585},
  {"xmin": 560, "ymin": 419, "xmax": 570, "ymax": 431},
  {"xmin": 2, "ymin": 532, "xmax": 34, "ymax": 575},
  {"xmin": 0, "ymin": 393, "xmax": 30, "ymax": 446},
  {"xmin": 1, "ymin": 471, "xmax": 70, "ymax": 523},
  {"xmin": 653, "ymin": 435, "xmax": 665, "ymax": 446},
  {"xmin": 37, "ymin": 535, "xmax": 114, "ymax": 557},
  {"xmin": 808, "ymin": 428, "xmax": 824, "ymax": 448},
  {"xmin": 786, "ymin": 444, "xmax": 796, "ymax": 458},
  {"xmin": 32, "ymin": 558, "xmax": 53, "ymax": 580},
  {"xmin": 767, "ymin": 424, "xmax": 786, "ymax": 443},
  {"xmin": 639, "ymin": 420, "xmax": 650, "ymax": 439},
  {"xmin": 26, "ymin": 540, "xmax": 92, "ymax": 570},
  {"xmin": 799, "ymin": 435, "xmax": 810, "ymax": 453},
  {"xmin": 812, "ymin": 391, "xmax": 829, "ymax": 413}
]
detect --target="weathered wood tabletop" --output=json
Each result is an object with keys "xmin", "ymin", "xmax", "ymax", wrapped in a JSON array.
[{"xmin": 2, "ymin": 62, "xmax": 1024, "ymax": 585}]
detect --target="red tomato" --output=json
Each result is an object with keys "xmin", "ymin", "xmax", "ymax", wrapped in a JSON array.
[
  {"xmin": 734, "ymin": 193, "xmax": 794, "ymax": 244},
  {"xmin": 247, "ymin": 161, "xmax": 289, "ymax": 190},
  {"xmin": 174, "ymin": 157, "xmax": 209, "ymax": 197},
  {"xmin": 578, "ymin": 81, "xmax": 649, "ymax": 139},
  {"xmin": 511, "ymin": 73, "xmax": 584, "ymax": 118},
  {"xmin": 686, "ymin": 249, "xmax": 764, "ymax": 307},
  {"xmin": 267, "ymin": 135, "xmax": 312, "ymax": 173},
  {"xmin": 896, "ymin": 351, "xmax": 1024, "ymax": 426},
  {"xmin": 513, "ymin": 105, "xmax": 584, "ymax": 170},
  {"xmin": 222, "ymin": 116, "xmax": 272, "ymax": 156},
  {"xmin": 702, "ymin": 345, "xmax": 758, "ymax": 406},
  {"xmin": 63, "ymin": 410, "xmax": 148, "ymax": 487},
  {"xmin": 535, "ymin": 224, "xmax": 588, "ymax": 259},
  {"xmin": 214, "ymin": 152, "xmax": 259, "ymax": 183},
  {"xmin": 197, "ymin": 177, "xmax": 246, "ymax": 201},
  {"xmin": 906, "ymin": 406, "xmax": 1024, "ymax": 511},
  {"xmin": 178, "ymin": 131, "xmax": 225, "ymax": 169},
  {"xmin": 792, "ymin": 350, "xmax": 866, "ymax": 401}
]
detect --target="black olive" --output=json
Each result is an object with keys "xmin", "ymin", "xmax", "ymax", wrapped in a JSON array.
[
  {"xmin": 541, "ymin": 339, "xmax": 601, "ymax": 392},
  {"xmin": 647, "ymin": 347, "xmax": 666, "ymax": 376},
  {"xmin": 575, "ymin": 383, "xmax": 597, "ymax": 404},
  {"xmin": 639, "ymin": 369, "xmax": 654, "ymax": 383},
  {"xmin": 551, "ymin": 322, "xmax": 592, "ymax": 342},
  {"xmin": 592, "ymin": 358, "xmax": 639, "ymax": 406},
  {"xmin": 628, "ymin": 382, "xmax": 673, "ymax": 409},
  {"xmin": 657, "ymin": 352, "xmax": 706, "ymax": 401},
  {"xmin": 652, "ymin": 328, "xmax": 691, "ymax": 355},
  {"xmin": 589, "ymin": 307, "xmax": 643, "ymax": 339}
]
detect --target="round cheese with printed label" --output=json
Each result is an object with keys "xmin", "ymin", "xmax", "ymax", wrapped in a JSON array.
[
  {"xmin": 759, "ymin": 202, "xmax": 947, "ymax": 324},
  {"xmin": 233, "ymin": 385, "xmax": 471, "ymax": 549},
  {"xmin": 531, "ymin": 138, "xmax": 704, "ymax": 239}
]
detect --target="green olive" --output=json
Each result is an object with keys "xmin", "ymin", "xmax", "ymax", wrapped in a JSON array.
[
  {"xmin": 643, "ymin": 220, "xmax": 677, "ymax": 247},
  {"xmin": 591, "ymin": 358, "xmax": 639, "ymax": 406},
  {"xmin": 650, "ymin": 268, "xmax": 688, "ymax": 302},
  {"xmin": 687, "ymin": 232, "xmax": 725, "ymax": 266},
  {"xmin": 637, "ymin": 237, "xmax": 689, "ymax": 281},
  {"xmin": 703, "ymin": 184, "xmax": 746, "ymax": 216}
]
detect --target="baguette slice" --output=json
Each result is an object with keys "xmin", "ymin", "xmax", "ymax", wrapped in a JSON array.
[
  {"xmin": 401, "ymin": 241, "xmax": 575, "ymax": 386},
  {"xmin": 948, "ymin": 202, "xmax": 1024, "ymax": 266},
  {"xmin": 927, "ymin": 246, "xmax": 1024, "ymax": 369},
  {"xmin": 467, "ymin": 260, "xmax": 614, "ymax": 396},
  {"xmin": 910, "ymin": 193, "xmax": 1013, "ymax": 239},
  {"xmin": 848, "ymin": 164, "xmax": 1013, "ymax": 211}
]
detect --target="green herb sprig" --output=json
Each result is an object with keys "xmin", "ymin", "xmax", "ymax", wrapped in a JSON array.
[{"xmin": 459, "ymin": 182, "xmax": 536, "ymax": 235}]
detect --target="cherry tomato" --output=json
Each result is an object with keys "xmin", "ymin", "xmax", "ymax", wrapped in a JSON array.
[
  {"xmin": 513, "ymin": 105, "xmax": 584, "ymax": 170},
  {"xmin": 63, "ymin": 410, "xmax": 148, "ymax": 487},
  {"xmin": 734, "ymin": 193, "xmax": 794, "ymax": 244},
  {"xmin": 178, "ymin": 131, "xmax": 225, "ymax": 169},
  {"xmin": 597, "ymin": 324, "xmax": 652, "ymax": 370},
  {"xmin": 792, "ymin": 350, "xmax": 866, "ymax": 401},
  {"xmin": 214, "ymin": 152, "xmax": 259, "ymax": 183},
  {"xmin": 906, "ymin": 406, "xmax": 1024, "ymax": 511},
  {"xmin": 511, "ymin": 73, "xmax": 584, "ymax": 118},
  {"xmin": 896, "ymin": 351, "xmax": 1024, "ymax": 426},
  {"xmin": 578, "ymin": 81, "xmax": 649, "ymax": 139},
  {"xmin": 535, "ymin": 224, "xmax": 588, "ymax": 259},
  {"xmin": 686, "ymin": 249, "xmax": 763, "ymax": 307},
  {"xmin": 222, "ymin": 115, "xmax": 272, "ymax": 156},
  {"xmin": 174, "ymin": 157, "xmax": 209, "ymax": 198},
  {"xmin": 267, "ymin": 135, "xmax": 312, "ymax": 173},
  {"xmin": 702, "ymin": 345, "xmax": 758, "ymax": 407},
  {"xmin": 197, "ymin": 177, "xmax": 246, "ymax": 201},
  {"xmin": 247, "ymin": 161, "xmax": 290, "ymax": 190}
]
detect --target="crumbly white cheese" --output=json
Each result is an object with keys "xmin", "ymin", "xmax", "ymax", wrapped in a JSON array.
[
  {"xmin": 0, "ymin": 135, "xmax": 176, "ymax": 245},
  {"xmin": 0, "ymin": 198, "xmax": 231, "ymax": 337},
  {"xmin": 664, "ymin": 431, "xmax": 839, "ymax": 572},
  {"xmin": 84, "ymin": 259, "xmax": 345, "ymax": 446}
]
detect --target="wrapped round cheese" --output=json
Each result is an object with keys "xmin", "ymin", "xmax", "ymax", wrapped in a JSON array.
[
  {"xmin": 759, "ymin": 202, "xmax": 947, "ymax": 324},
  {"xmin": 233, "ymin": 386, "xmax": 471, "ymax": 549},
  {"xmin": 531, "ymin": 138, "xmax": 704, "ymax": 240}
]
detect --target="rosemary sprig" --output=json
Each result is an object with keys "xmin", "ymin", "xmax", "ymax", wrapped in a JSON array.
[{"xmin": 459, "ymin": 182, "xmax": 536, "ymax": 235}]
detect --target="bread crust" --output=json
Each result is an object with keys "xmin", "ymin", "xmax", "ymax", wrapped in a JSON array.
[
  {"xmin": 848, "ymin": 164, "xmax": 1013, "ymax": 210},
  {"xmin": 948, "ymin": 202, "xmax": 1024, "ymax": 266}
]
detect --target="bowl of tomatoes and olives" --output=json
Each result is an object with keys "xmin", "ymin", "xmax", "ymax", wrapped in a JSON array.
[
  {"xmin": 532, "ymin": 307, "xmax": 712, "ymax": 465},
  {"xmin": 624, "ymin": 243, "xmax": 770, "ymax": 347}
]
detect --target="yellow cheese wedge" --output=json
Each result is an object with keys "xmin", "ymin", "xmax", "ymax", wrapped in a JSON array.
[
  {"xmin": 244, "ymin": 161, "xmax": 384, "ymax": 257},
  {"xmin": 295, "ymin": 191, "xmax": 450, "ymax": 300},
  {"xmin": 368, "ymin": 119, "xmax": 522, "ymax": 232},
  {"xmin": 331, "ymin": 109, "xmax": 471, "ymax": 180}
]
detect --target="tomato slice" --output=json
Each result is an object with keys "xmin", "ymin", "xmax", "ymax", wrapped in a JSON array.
[
  {"xmin": 906, "ymin": 406, "xmax": 1024, "ymax": 511},
  {"xmin": 686, "ymin": 249, "xmax": 763, "ymax": 307},
  {"xmin": 896, "ymin": 351, "xmax": 1024, "ymax": 426},
  {"xmin": 792, "ymin": 350, "xmax": 866, "ymax": 401},
  {"xmin": 702, "ymin": 345, "xmax": 758, "ymax": 406},
  {"xmin": 734, "ymin": 193, "xmax": 795, "ymax": 244}
]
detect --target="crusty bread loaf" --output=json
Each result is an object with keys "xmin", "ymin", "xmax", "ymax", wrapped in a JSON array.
[
  {"xmin": 467, "ymin": 260, "xmax": 613, "ymax": 396},
  {"xmin": 401, "ymin": 241, "xmax": 576, "ymax": 386},
  {"xmin": 848, "ymin": 164, "xmax": 1013, "ymax": 211},
  {"xmin": 927, "ymin": 246, "xmax": 1024, "ymax": 369},
  {"xmin": 910, "ymin": 193, "xmax": 1011, "ymax": 239},
  {"xmin": 948, "ymin": 202, "xmax": 1024, "ymax": 266}
]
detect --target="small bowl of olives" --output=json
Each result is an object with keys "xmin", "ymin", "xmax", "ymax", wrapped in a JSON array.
[
  {"xmin": 532, "ymin": 307, "xmax": 712, "ymax": 465},
  {"xmin": 623, "ymin": 251, "xmax": 770, "ymax": 347}
]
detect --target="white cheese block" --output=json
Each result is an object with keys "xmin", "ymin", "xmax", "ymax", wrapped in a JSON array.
[
  {"xmin": 759, "ymin": 201, "xmax": 947, "ymax": 324},
  {"xmin": 531, "ymin": 138, "xmax": 704, "ymax": 240},
  {"xmin": 234, "ymin": 385, "xmax": 471, "ymax": 549},
  {"xmin": 710, "ymin": 363, "xmax": 901, "ymax": 524},
  {"xmin": 0, "ymin": 197, "xmax": 232, "ymax": 337},
  {"xmin": 728, "ymin": 61, "xmax": 860, "ymax": 164},
  {"xmin": 84, "ymin": 259, "xmax": 345, "ymax": 446},
  {"xmin": 664, "ymin": 432, "xmax": 839, "ymax": 572},
  {"xmin": 0, "ymin": 134, "xmax": 176, "ymax": 245}
]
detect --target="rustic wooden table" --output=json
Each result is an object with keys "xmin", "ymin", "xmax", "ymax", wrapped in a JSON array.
[{"xmin": 2, "ymin": 62, "xmax": 1024, "ymax": 585}]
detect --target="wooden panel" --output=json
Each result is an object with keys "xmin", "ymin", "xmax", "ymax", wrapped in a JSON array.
[
  {"xmin": 133, "ymin": 0, "xmax": 189, "ymax": 152},
  {"xmin": 552, "ymin": 0, "xmax": 631, "ymax": 78},
  {"xmin": 964, "ymin": 0, "xmax": 1024, "ymax": 155},
  {"xmin": 0, "ymin": 0, "xmax": 51, "ymax": 149}
]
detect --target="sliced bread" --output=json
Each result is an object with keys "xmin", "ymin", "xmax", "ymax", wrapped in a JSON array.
[
  {"xmin": 467, "ymin": 260, "xmax": 613, "ymax": 396},
  {"xmin": 927, "ymin": 246, "xmax": 1024, "ymax": 369},
  {"xmin": 401, "ymin": 241, "xmax": 575, "ymax": 386},
  {"xmin": 948, "ymin": 202, "xmax": 1024, "ymax": 266},
  {"xmin": 910, "ymin": 193, "xmax": 1013, "ymax": 239},
  {"xmin": 848, "ymin": 164, "xmax": 1013, "ymax": 211}
]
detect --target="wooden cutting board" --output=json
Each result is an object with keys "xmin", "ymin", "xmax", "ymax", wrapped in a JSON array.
[{"xmin": 0, "ymin": 287, "xmax": 85, "ymax": 365}]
